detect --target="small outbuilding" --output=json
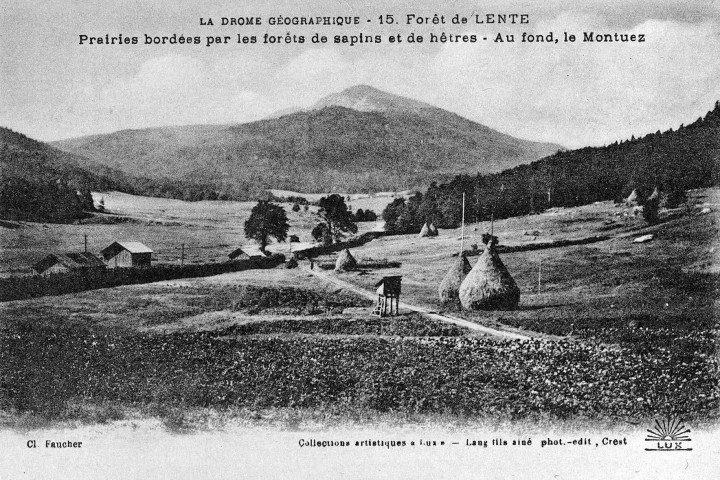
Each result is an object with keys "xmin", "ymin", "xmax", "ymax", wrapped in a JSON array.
[
  {"xmin": 32, "ymin": 252, "xmax": 106, "ymax": 276},
  {"xmin": 101, "ymin": 241, "xmax": 153, "ymax": 268},
  {"xmin": 228, "ymin": 246, "xmax": 269, "ymax": 260},
  {"xmin": 373, "ymin": 275, "xmax": 402, "ymax": 317}
]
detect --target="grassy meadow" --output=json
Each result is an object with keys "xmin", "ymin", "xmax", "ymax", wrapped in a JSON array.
[
  {"xmin": 330, "ymin": 192, "xmax": 717, "ymax": 337},
  {"xmin": 0, "ymin": 188, "xmax": 717, "ymax": 431},
  {"xmin": 0, "ymin": 191, "xmax": 386, "ymax": 276}
]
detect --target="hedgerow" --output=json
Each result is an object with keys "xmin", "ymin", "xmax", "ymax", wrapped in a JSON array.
[{"xmin": 0, "ymin": 255, "xmax": 285, "ymax": 302}]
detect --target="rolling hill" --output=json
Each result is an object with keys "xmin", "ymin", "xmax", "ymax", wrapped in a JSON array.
[
  {"xmin": 0, "ymin": 127, "xmax": 224, "ymax": 222},
  {"xmin": 53, "ymin": 85, "xmax": 562, "ymax": 195}
]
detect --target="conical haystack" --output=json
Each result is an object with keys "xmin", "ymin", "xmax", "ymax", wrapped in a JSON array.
[
  {"xmin": 428, "ymin": 223, "xmax": 439, "ymax": 237},
  {"xmin": 418, "ymin": 223, "xmax": 430, "ymax": 237},
  {"xmin": 439, "ymin": 255, "xmax": 472, "ymax": 303},
  {"xmin": 626, "ymin": 189, "xmax": 639, "ymax": 205},
  {"xmin": 647, "ymin": 187, "xmax": 660, "ymax": 202},
  {"xmin": 335, "ymin": 248, "xmax": 357, "ymax": 272},
  {"xmin": 459, "ymin": 242, "xmax": 520, "ymax": 310}
]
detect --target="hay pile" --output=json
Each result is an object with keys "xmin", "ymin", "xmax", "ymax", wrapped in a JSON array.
[
  {"xmin": 438, "ymin": 255, "xmax": 472, "ymax": 303},
  {"xmin": 335, "ymin": 248, "xmax": 357, "ymax": 272},
  {"xmin": 626, "ymin": 189, "xmax": 639, "ymax": 206},
  {"xmin": 647, "ymin": 187, "xmax": 660, "ymax": 202},
  {"xmin": 419, "ymin": 222, "xmax": 439, "ymax": 238},
  {"xmin": 459, "ymin": 237, "xmax": 520, "ymax": 310}
]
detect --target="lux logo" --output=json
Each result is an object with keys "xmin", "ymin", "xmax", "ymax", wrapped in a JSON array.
[
  {"xmin": 644, "ymin": 418, "xmax": 692, "ymax": 451},
  {"xmin": 654, "ymin": 442, "xmax": 686, "ymax": 450}
]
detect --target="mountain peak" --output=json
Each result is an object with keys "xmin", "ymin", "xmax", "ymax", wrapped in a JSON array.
[
  {"xmin": 310, "ymin": 85, "xmax": 436, "ymax": 115},
  {"xmin": 340, "ymin": 84, "xmax": 382, "ymax": 94}
]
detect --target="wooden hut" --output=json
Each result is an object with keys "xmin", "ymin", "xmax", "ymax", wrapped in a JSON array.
[
  {"xmin": 32, "ymin": 252, "xmax": 106, "ymax": 276},
  {"xmin": 101, "ymin": 241, "xmax": 153, "ymax": 268},
  {"xmin": 373, "ymin": 276, "xmax": 402, "ymax": 317}
]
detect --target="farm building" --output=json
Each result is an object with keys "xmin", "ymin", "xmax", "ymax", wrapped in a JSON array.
[
  {"xmin": 101, "ymin": 241, "xmax": 153, "ymax": 268},
  {"xmin": 228, "ymin": 246, "xmax": 269, "ymax": 260},
  {"xmin": 32, "ymin": 252, "xmax": 106, "ymax": 276}
]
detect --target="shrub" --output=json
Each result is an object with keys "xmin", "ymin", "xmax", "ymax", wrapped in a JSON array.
[{"xmin": 642, "ymin": 196, "xmax": 660, "ymax": 224}]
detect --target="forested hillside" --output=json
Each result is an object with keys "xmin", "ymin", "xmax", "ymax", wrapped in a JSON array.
[
  {"xmin": 53, "ymin": 86, "xmax": 561, "ymax": 195},
  {"xmin": 0, "ymin": 128, "xmax": 103, "ymax": 222},
  {"xmin": 0, "ymin": 128, "xmax": 224, "ymax": 222},
  {"xmin": 384, "ymin": 101, "xmax": 720, "ymax": 232}
]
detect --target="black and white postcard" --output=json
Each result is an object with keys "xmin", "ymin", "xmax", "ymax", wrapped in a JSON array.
[{"xmin": 1, "ymin": 0, "xmax": 718, "ymax": 478}]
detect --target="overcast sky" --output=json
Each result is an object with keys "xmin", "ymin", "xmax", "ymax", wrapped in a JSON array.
[{"xmin": 1, "ymin": 0, "xmax": 719, "ymax": 148}]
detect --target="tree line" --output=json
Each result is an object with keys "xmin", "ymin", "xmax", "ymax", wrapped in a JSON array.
[
  {"xmin": 383, "ymin": 101, "xmax": 720, "ymax": 232},
  {"xmin": 0, "ymin": 176, "xmax": 95, "ymax": 223},
  {"xmin": 0, "ymin": 141, "xmax": 97, "ymax": 222}
]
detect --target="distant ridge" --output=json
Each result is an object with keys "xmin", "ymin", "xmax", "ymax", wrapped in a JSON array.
[{"xmin": 53, "ymin": 85, "xmax": 563, "ymax": 195}]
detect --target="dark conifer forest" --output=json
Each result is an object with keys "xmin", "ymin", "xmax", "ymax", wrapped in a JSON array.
[{"xmin": 384, "ymin": 101, "xmax": 720, "ymax": 232}]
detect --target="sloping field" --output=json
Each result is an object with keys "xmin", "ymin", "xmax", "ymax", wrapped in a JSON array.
[
  {"xmin": 0, "ymin": 191, "xmax": 385, "ymax": 276},
  {"xmin": 1, "ymin": 190, "xmax": 717, "ymax": 431},
  {"xmin": 323, "ymin": 191, "xmax": 717, "ymax": 336}
]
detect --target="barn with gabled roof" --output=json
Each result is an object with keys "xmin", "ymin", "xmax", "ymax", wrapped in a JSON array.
[
  {"xmin": 228, "ymin": 246, "xmax": 269, "ymax": 260},
  {"xmin": 101, "ymin": 241, "xmax": 153, "ymax": 268},
  {"xmin": 32, "ymin": 252, "xmax": 106, "ymax": 276}
]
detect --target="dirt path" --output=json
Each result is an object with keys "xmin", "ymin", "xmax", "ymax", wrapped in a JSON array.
[
  {"xmin": 301, "ymin": 265, "xmax": 532, "ymax": 340},
  {"xmin": 297, "ymin": 212, "xmax": 696, "ymax": 341},
  {"xmin": 155, "ymin": 208, "xmax": 699, "ymax": 341}
]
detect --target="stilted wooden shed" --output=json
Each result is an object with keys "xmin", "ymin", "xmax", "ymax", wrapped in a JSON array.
[{"xmin": 373, "ymin": 276, "xmax": 402, "ymax": 317}]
